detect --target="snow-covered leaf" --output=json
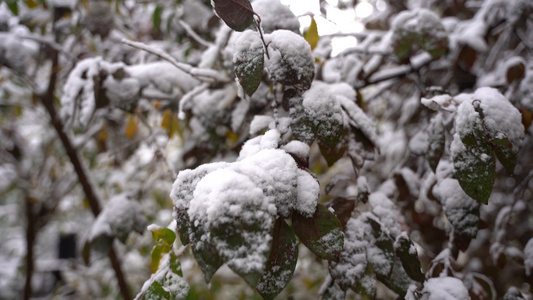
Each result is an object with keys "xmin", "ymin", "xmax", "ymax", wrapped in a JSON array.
[
  {"xmin": 394, "ymin": 233, "xmax": 425, "ymax": 283},
  {"xmin": 434, "ymin": 178, "xmax": 480, "ymax": 244},
  {"xmin": 367, "ymin": 217, "xmax": 395, "ymax": 279},
  {"xmin": 329, "ymin": 215, "xmax": 370, "ymax": 290},
  {"xmin": 322, "ymin": 280, "xmax": 347, "ymax": 300},
  {"xmin": 211, "ymin": 0, "xmax": 255, "ymax": 32},
  {"xmin": 452, "ymin": 87, "xmax": 524, "ymax": 203},
  {"xmin": 189, "ymin": 169, "xmax": 275, "ymax": 287},
  {"xmin": 303, "ymin": 84, "xmax": 344, "ymax": 148},
  {"xmin": 378, "ymin": 259, "xmax": 414, "ymax": 297},
  {"xmin": 266, "ymin": 30, "xmax": 315, "ymax": 90},
  {"xmin": 234, "ymin": 30, "xmax": 264, "ymax": 96},
  {"xmin": 139, "ymin": 252, "xmax": 190, "ymax": 300},
  {"xmin": 452, "ymin": 131, "xmax": 495, "ymax": 205},
  {"xmin": 189, "ymin": 222, "xmax": 225, "ymax": 283},
  {"xmin": 491, "ymin": 137, "xmax": 518, "ymax": 174},
  {"xmin": 293, "ymin": 204, "xmax": 344, "ymax": 261},
  {"xmin": 89, "ymin": 194, "xmax": 146, "ymax": 244},
  {"xmin": 354, "ymin": 264, "xmax": 377, "ymax": 298},
  {"xmin": 391, "ymin": 9, "xmax": 448, "ymax": 60},
  {"xmin": 426, "ymin": 114, "xmax": 445, "ymax": 173},
  {"xmin": 256, "ymin": 219, "xmax": 298, "ymax": 300},
  {"xmin": 289, "ymin": 95, "xmax": 316, "ymax": 145}
]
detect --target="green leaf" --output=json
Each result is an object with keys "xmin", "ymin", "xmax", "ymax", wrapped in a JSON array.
[
  {"xmin": 211, "ymin": 0, "xmax": 255, "ymax": 32},
  {"xmin": 394, "ymin": 234, "xmax": 425, "ymax": 283},
  {"xmin": 211, "ymin": 216, "xmax": 272, "ymax": 287},
  {"xmin": 293, "ymin": 204, "xmax": 344, "ymax": 261},
  {"xmin": 453, "ymin": 130, "xmax": 495, "ymax": 204},
  {"xmin": 151, "ymin": 227, "xmax": 177, "ymax": 245},
  {"xmin": 319, "ymin": 137, "xmax": 347, "ymax": 167},
  {"xmin": 169, "ymin": 251, "xmax": 184, "ymax": 276},
  {"xmin": 391, "ymin": 10, "xmax": 448, "ymax": 60},
  {"xmin": 490, "ymin": 137, "xmax": 518, "ymax": 173},
  {"xmin": 6, "ymin": 0, "xmax": 18, "ymax": 16},
  {"xmin": 151, "ymin": 244, "xmax": 167, "ymax": 273},
  {"xmin": 145, "ymin": 281, "xmax": 170, "ymax": 300},
  {"xmin": 303, "ymin": 17, "xmax": 319, "ymax": 50},
  {"xmin": 175, "ymin": 208, "xmax": 191, "ymax": 245},
  {"xmin": 234, "ymin": 31, "xmax": 265, "ymax": 96},
  {"xmin": 377, "ymin": 259, "xmax": 413, "ymax": 297},
  {"xmin": 189, "ymin": 223, "xmax": 224, "ymax": 283},
  {"xmin": 426, "ymin": 114, "xmax": 445, "ymax": 173},
  {"xmin": 142, "ymin": 253, "xmax": 190, "ymax": 300},
  {"xmin": 149, "ymin": 227, "xmax": 178, "ymax": 273},
  {"xmin": 256, "ymin": 219, "xmax": 298, "ymax": 300},
  {"xmin": 152, "ymin": 5, "xmax": 163, "ymax": 34}
]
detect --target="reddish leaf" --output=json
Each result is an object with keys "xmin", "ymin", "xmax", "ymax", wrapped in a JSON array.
[{"xmin": 212, "ymin": 0, "xmax": 255, "ymax": 31}]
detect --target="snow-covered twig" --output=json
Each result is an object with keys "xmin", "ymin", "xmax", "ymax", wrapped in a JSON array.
[
  {"xmin": 20, "ymin": 34, "xmax": 77, "ymax": 62},
  {"xmin": 177, "ymin": 20, "xmax": 212, "ymax": 48},
  {"xmin": 178, "ymin": 83, "xmax": 209, "ymax": 120},
  {"xmin": 122, "ymin": 39, "xmax": 230, "ymax": 83}
]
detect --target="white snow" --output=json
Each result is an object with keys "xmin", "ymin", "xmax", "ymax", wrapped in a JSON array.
[
  {"xmin": 89, "ymin": 194, "xmax": 147, "ymax": 242},
  {"xmin": 252, "ymin": 0, "xmax": 300, "ymax": 33},
  {"xmin": 250, "ymin": 115, "xmax": 275, "ymax": 135},
  {"xmin": 369, "ymin": 192, "xmax": 402, "ymax": 237},
  {"xmin": 282, "ymin": 140, "xmax": 310, "ymax": 159},
  {"xmin": 265, "ymin": 30, "xmax": 315, "ymax": 88},
  {"xmin": 421, "ymin": 94, "xmax": 457, "ymax": 112},
  {"xmin": 525, "ymin": 238, "xmax": 533, "ymax": 276},
  {"xmin": 61, "ymin": 57, "xmax": 102, "ymax": 128},
  {"xmin": 295, "ymin": 169, "xmax": 319, "ymax": 217},
  {"xmin": 455, "ymin": 87, "xmax": 523, "ymax": 148},
  {"xmin": 329, "ymin": 214, "xmax": 371, "ymax": 287},
  {"xmin": 422, "ymin": 276, "xmax": 470, "ymax": 300}
]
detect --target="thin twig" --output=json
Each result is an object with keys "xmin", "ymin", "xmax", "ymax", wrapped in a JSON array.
[
  {"xmin": 178, "ymin": 82, "xmax": 209, "ymax": 120},
  {"xmin": 177, "ymin": 20, "xmax": 212, "ymax": 48},
  {"xmin": 20, "ymin": 34, "xmax": 77, "ymax": 62},
  {"xmin": 122, "ymin": 39, "xmax": 230, "ymax": 83},
  {"xmin": 254, "ymin": 15, "xmax": 270, "ymax": 59}
]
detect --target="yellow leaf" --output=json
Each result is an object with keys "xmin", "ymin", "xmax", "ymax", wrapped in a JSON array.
[
  {"xmin": 25, "ymin": 0, "xmax": 38, "ymax": 9},
  {"xmin": 304, "ymin": 17, "xmax": 320, "ymax": 50},
  {"xmin": 161, "ymin": 109, "xmax": 173, "ymax": 131},
  {"xmin": 125, "ymin": 114, "xmax": 139, "ymax": 139},
  {"xmin": 98, "ymin": 128, "xmax": 108, "ymax": 142},
  {"xmin": 153, "ymin": 100, "xmax": 162, "ymax": 110}
]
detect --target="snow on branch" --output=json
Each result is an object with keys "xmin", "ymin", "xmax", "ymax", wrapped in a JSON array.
[{"xmin": 121, "ymin": 39, "xmax": 230, "ymax": 83}]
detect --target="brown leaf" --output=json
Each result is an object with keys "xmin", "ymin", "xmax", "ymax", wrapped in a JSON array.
[{"xmin": 212, "ymin": 0, "xmax": 255, "ymax": 31}]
